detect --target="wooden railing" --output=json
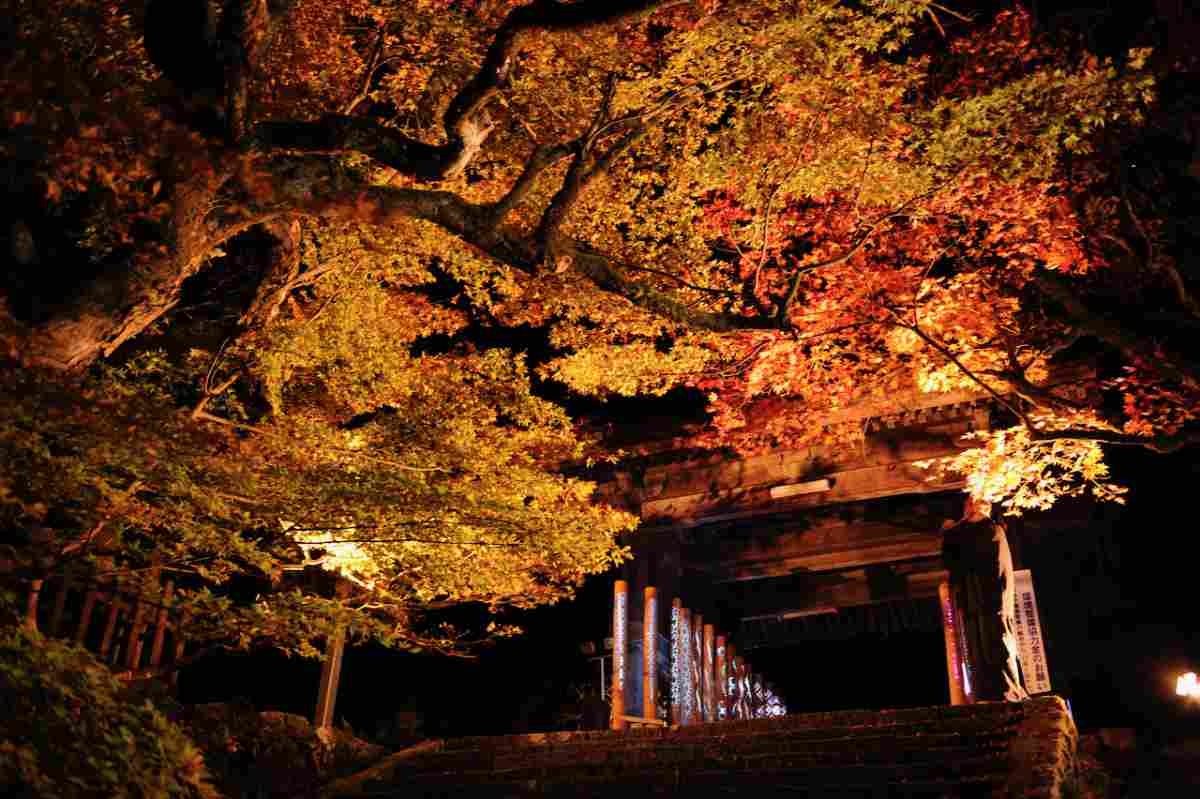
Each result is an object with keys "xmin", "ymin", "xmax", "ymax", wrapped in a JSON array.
[
  {"xmin": 610, "ymin": 579, "xmax": 785, "ymax": 729},
  {"xmin": 23, "ymin": 573, "xmax": 190, "ymax": 684}
]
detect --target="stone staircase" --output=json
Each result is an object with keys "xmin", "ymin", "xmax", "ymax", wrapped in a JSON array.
[{"xmin": 324, "ymin": 697, "xmax": 1076, "ymax": 798}]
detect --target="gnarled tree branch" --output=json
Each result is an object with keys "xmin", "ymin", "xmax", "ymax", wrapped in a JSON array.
[
  {"xmin": 254, "ymin": 0, "xmax": 668, "ymax": 183},
  {"xmin": 1029, "ymin": 426, "xmax": 1200, "ymax": 454}
]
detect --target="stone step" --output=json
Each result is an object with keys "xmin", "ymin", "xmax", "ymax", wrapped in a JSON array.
[
  {"xmin": 417, "ymin": 720, "xmax": 1019, "ymax": 770},
  {"xmin": 440, "ymin": 705, "xmax": 1023, "ymax": 750},
  {"xmin": 411, "ymin": 733, "xmax": 1010, "ymax": 775},
  {"xmin": 334, "ymin": 698, "xmax": 1076, "ymax": 799},
  {"xmin": 389, "ymin": 757, "xmax": 1008, "ymax": 797},
  {"xmin": 435, "ymin": 711, "xmax": 1022, "ymax": 758},
  {"xmin": 392, "ymin": 781, "xmax": 1001, "ymax": 799}
]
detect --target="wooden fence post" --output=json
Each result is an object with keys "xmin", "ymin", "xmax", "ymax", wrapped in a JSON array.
[
  {"xmin": 725, "ymin": 644, "xmax": 737, "ymax": 718},
  {"xmin": 169, "ymin": 611, "xmax": 189, "ymax": 689},
  {"xmin": 125, "ymin": 592, "xmax": 149, "ymax": 672},
  {"xmin": 938, "ymin": 581, "xmax": 967, "ymax": 705},
  {"xmin": 686, "ymin": 604, "xmax": 696, "ymax": 719},
  {"xmin": 49, "ymin": 577, "xmax": 71, "ymax": 637},
  {"xmin": 149, "ymin": 580, "xmax": 175, "ymax": 669},
  {"xmin": 643, "ymin": 586, "xmax": 657, "ymax": 721},
  {"xmin": 671, "ymin": 599, "xmax": 684, "ymax": 725},
  {"xmin": 75, "ymin": 588, "xmax": 99, "ymax": 643},
  {"xmin": 691, "ymin": 612, "xmax": 703, "ymax": 722},
  {"xmin": 703, "ymin": 624, "xmax": 715, "ymax": 721},
  {"xmin": 736, "ymin": 657, "xmax": 749, "ymax": 719},
  {"xmin": 24, "ymin": 578, "xmax": 43, "ymax": 632},
  {"xmin": 611, "ymin": 579, "xmax": 628, "ymax": 730},
  {"xmin": 715, "ymin": 634, "xmax": 727, "ymax": 720},
  {"xmin": 314, "ymin": 624, "xmax": 347, "ymax": 732},
  {"xmin": 98, "ymin": 590, "xmax": 122, "ymax": 659}
]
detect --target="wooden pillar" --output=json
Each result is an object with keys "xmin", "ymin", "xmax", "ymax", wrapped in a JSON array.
[
  {"xmin": 670, "ymin": 599, "xmax": 684, "ymax": 725},
  {"xmin": 730, "ymin": 655, "xmax": 740, "ymax": 719},
  {"xmin": 737, "ymin": 658, "xmax": 750, "ymax": 719},
  {"xmin": 746, "ymin": 670, "xmax": 755, "ymax": 718},
  {"xmin": 715, "ymin": 635, "xmax": 727, "ymax": 720},
  {"xmin": 725, "ymin": 644, "xmax": 738, "ymax": 718},
  {"xmin": 643, "ymin": 586, "xmax": 657, "ymax": 721},
  {"xmin": 956, "ymin": 595, "xmax": 977, "ymax": 704},
  {"xmin": 314, "ymin": 624, "xmax": 347, "ymax": 732},
  {"xmin": 731, "ymin": 656, "xmax": 741, "ymax": 719},
  {"xmin": 678, "ymin": 608, "xmax": 689, "ymax": 724},
  {"xmin": 611, "ymin": 579, "xmax": 628, "ymax": 730},
  {"xmin": 702, "ymin": 624, "xmax": 715, "ymax": 721},
  {"xmin": 724, "ymin": 643, "xmax": 734, "ymax": 715},
  {"xmin": 746, "ymin": 666, "xmax": 755, "ymax": 719},
  {"xmin": 938, "ymin": 581, "xmax": 967, "ymax": 705},
  {"xmin": 690, "ymin": 612, "xmax": 703, "ymax": 722},
  {"xmin": 683, "ymin": 608, "xmax": 694, "ymax": 724}
]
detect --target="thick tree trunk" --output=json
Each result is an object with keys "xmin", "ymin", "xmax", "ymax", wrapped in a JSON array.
[
  {"xmin": 239, "ymin": 218, "xmax": 303, "ymax": 329},
  {"xmin": 15, "ymin": 171, "xmax": 284, "ymax": 370},
  {"xmin": 943, "ymin": 516, "xmax": 1027, "ymax": 702}
]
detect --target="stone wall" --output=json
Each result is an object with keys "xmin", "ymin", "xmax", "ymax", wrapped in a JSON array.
[{"xmin": 325, "ymin": 695, "xmax": 1077, "ymax": 798}]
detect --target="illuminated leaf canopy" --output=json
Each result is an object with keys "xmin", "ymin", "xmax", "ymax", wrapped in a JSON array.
[{"xmin": 2, "ymin": 1, "xmax": 1196, "ymax": 652}]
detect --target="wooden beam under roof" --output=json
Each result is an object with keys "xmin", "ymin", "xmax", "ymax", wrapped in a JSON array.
[
  {"xmin": 639, "ymin": 414, "xmax": 983, "ymax": 505},
  {"xmin": 738, "ymin": 597, "xmax": 945, "ymax": 649},
  {"xmin": 683, "ymin": 495, "xmax": 958, "ymax": 581},
  {"xmin": 642, "ymin": 457, "xmax": 966, "ymax": 527},
  {"xmin": 726, "ymin": 558, "xmax": 948, "ymax": 618},
  {"xmin": 598, "ymin": 405, "xmax": 989, "ymax": 525},
  {"xmin": 690, "ymin": 529, "xmax": 945, "ymax": 580}
]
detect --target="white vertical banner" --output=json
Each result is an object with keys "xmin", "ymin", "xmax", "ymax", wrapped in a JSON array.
[{"xmin": 1013, "ymin": 569, "xmax": 1052, "ymax": 694}]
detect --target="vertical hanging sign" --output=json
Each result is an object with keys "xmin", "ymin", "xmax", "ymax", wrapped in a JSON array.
[{"xmin": 1012, "ymin": 569, "xmax": 1052, "ymax": 694}]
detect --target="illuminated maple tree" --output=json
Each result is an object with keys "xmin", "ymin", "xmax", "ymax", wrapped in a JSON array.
[{"xmin": 2, "ymin": 0, "xmax": 1197, "ymax": 653}]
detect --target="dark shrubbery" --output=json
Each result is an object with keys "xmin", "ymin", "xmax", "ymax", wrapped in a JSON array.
[{"xmin": 0, "ymin": 626, "xmax": 218, "ymax": 799}]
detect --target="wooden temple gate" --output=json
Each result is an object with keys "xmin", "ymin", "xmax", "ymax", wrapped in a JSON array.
[{"xmin": 600, "ymin": 385, "xmax": 1055, "ymax": 725}]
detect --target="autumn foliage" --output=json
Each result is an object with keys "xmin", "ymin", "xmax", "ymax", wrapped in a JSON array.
[{"xmin": 1, "ymin": 0, "xmax": 1197, "ymax": 658}]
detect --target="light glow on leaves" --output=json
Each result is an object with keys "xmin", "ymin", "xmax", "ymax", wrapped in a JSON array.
[{"xmin": 918, "ymin": 418, "xmax": 1128, "ymax": 516}]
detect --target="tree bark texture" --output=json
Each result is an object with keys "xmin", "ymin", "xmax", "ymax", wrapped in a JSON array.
[{"xmin": 943, "ymin": 518, "xmax": 1027, "ymax": 702}]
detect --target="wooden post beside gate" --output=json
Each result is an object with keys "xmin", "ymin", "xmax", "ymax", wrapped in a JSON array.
[
  {"xmin": 715, "ymin": 634, "xmax": 727, "ymax": 719},
  {"xmin": 938, "ymin": 581, "xmax": 968, "ymax": 705},
  {"xmin": 314, "ymin": 624, "xmax": 347, "ymax": 732},
  {"xmin": 702, "ymin": 623, "xmax": 715, "ymax": 720},
  {"xmin": 611, "ymin": 579, "xmax": 628, "ymax": 730},
  {"xmin": 643, "ymin": 586, "xmax": 657, "ymax": 721}
]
